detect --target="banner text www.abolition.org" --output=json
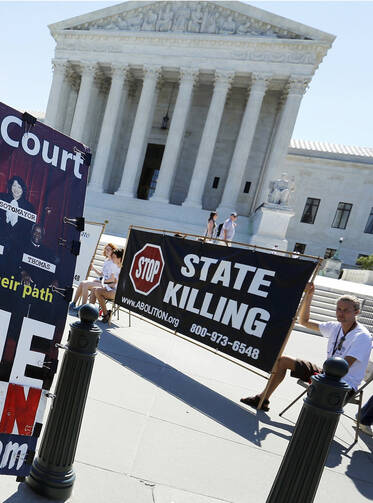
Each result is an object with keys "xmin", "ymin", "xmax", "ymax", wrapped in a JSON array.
[{"xmin": 121, "ymin": 296, "xmax": 180, "ymax": 328}]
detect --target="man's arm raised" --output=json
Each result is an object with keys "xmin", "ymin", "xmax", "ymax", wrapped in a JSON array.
[{"xmin": 298, "ymin": 282, "xmax": 320, "ymax": 332}]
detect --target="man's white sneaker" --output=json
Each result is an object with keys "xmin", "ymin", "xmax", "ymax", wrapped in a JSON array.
[{"xmin": 358, "ymin": 423, "xmax": 373, "ymax": 436}]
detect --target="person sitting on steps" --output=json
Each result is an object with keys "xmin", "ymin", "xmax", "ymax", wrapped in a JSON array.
[
  {"xmin": 90, "ymin": 248, "xmax": 123, "ymax": 323},
  {"xmin": 70, "ymin": 243, "xmax": 117, "ymax": 310}
]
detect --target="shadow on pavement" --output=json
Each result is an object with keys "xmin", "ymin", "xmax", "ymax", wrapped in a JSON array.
[
  {"xmin": 356, "ymin": 430, "xmax": 373, "ymax": 454},
  {"xmin": 346, "ymin": 450, "xmax": 373, "ymax": 498},
  {"xmin": 98, "ymin": 330, "xmax": 295, "ymax": 447},
  {"xmin": 99, "ymin": 329, "xmax": 373, "ymax": 493},
  {"xmin": 3, "ymin": 482, "xmax": 62, "ymax": 503}
]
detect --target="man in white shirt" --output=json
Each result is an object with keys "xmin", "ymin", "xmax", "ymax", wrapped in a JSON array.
[
  {"xmin": 219, "ymin": 212, "xmax": 238, "ymax": 245},
  {"xmin": 240, "ymin": 282, "xmax": 372, "ymax": 411}
]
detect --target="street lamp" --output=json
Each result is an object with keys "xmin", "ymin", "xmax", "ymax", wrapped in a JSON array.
[
  {"xmin": 332, "ymin": 237, "xmax": 344, "ymax": 260},
  {"xmin": 160, "ymin": 83, "xmax": 175, "ymax": 130}
]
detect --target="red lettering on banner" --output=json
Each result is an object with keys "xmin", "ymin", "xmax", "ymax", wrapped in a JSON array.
[{"xmin": 0, "ymin": 384, "xmax": 41, "ymax": 436}]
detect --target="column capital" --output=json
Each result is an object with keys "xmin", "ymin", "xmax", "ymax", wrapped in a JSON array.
[
  {"xmin": 214, "ymin": 70, "xmax": 235, "ymax": 90},
  {"xmin": 285, "ymin": 76, "xmax": 311, "ymax": 97},
  {"xmin": 128, "ymin": 79, "xmax": 139, "ymax": 98},
  {"xmin": 66, "ymin": 69, "xmax": 80, "ymax": 91},
  {"xmin": 52, "ymin": 59, "xmax": 69, "ymax": 75},
  {"xmin": 179, "ymin": 67, "xmax": 199, "ymax": 85},
  {"xmin": 98, "ymin": 77, "xmax": 111, "ymax": 94},
  {"xmin": 143, "ymin": 65, "xmax": 162, "ymax": 81},
  {"xmin": 80, "ymin": 61, "xmax": 98, "ymax": 78},
  {"xmin": 110, "ymin": 64, "xmax": 130, "ymax": 81},
  {"xmin": 250, "ymin": 72, "xmax": 272, "ymax": 93}
]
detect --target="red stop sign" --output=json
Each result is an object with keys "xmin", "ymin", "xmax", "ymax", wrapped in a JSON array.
[{"xmin": 129, "ymin": 244, "xmax": 165, "ymax": 295}]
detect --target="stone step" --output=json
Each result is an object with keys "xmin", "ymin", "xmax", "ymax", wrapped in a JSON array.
[
  {"xmin": 312, "ymin": 296, "xmax": 335, "ymax": 311},
  {"xmin": 311, "ymin": 305, "xmax": 337, "ymax": 317},
  {"xmin": 358, "ymin": 317, "xmax": 373, "ymax": 329},
  {"xmin": 311, "ymin": 299, "xmax": 338, "ymax": 309},
  {"xmin": 309, "ymin": 313, "xmax": 331, "ymax": 323},
  {"xmin": 313, "ymin": 289, "xmax": 341, "ymax": 299},
  {"xmin": 294, "ymin": 323, "xmax": 320, "ymax": 336}
]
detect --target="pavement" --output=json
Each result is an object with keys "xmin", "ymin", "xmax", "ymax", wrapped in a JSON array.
[
  {"xmin": 0, "ymin": 305, "xmax": 372, "ymax": 503},
  {"xmin": 1, "ymin": 267, "xmax": 373, "ymax": 502}
]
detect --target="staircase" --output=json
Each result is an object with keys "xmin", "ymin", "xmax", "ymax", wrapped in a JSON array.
[{"xmin": 295, "ymin": 279, "xmax": 373, "ymax": 336}]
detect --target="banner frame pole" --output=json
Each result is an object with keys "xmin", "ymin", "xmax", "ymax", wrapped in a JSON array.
[
  {"xmin": 112, "ymin": 225, "xmax": 132, "ymax": 326},
  {"xmin": 84, "ymin": 220, "xmax": 108, "ymax": 281},
  {"xmin": 257, "ymin": 258, "xmax": 323, "ymax": 409},
  {"xmin": 127, "ymin": 224, "xmax": 319, "ymax": 261}
]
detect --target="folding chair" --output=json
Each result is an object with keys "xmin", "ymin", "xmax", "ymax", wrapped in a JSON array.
[
  {"xmin": 348, "ymin": 361, "xmax": 373, "ymax": 443},
  {"xmin": 279, "ymin": 358, "xmax": 373, "ymax": 444},
  {"xmin": 106, "ymin": 299, "xmax": 120, "ymax": 324}
]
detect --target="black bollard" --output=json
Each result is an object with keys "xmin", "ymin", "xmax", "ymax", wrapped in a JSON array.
[
  {"xmin": 26, "ymin": 304, "xmax": 101, "ymax": 500},
  {"xmin": 266, "ymin": 357, "xmax": 350, "ymax": 503}
]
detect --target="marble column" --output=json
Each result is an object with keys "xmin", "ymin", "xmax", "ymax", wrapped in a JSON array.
[
  {"xmin": 70, "ymin": 62, "xmax": 97, "ymax": 143},
  {"xmin": 151, "ymin": 68, "xmax": 198, "ymax": 203},
  {"xmin": 183, "ymin": 70, "xmax": 234, "ymax": 208},
  {"xmin": 89, "ymin": 65, "xmax": 130, "ymax": 193},
  {"xmin": 115, "ymin": 66, "xmax": 161, "ymax": 198},
  {"xmin": 45, "ymin": 60, "xmax": 69, "ymax": 130},
  {"xmin": 217, "ymin": 73, "xmax": 271, "ymax": 214},
  {"xmin": 254, "ymin": 76, "xmax": 309, "ymax": 207}
]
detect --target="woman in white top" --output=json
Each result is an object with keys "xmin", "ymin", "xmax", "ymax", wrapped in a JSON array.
[
  {"xmin": 91, "ymin": 249, "xmax": 123, "ymax": 323},
  {"xmin": 70, "ymin": 242, "xmax": 117, "ymax": 310}
]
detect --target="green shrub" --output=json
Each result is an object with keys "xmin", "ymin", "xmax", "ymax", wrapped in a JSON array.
[{"xmin": 356, "ymin": 255, "xmax": 373, "ymax": 270}]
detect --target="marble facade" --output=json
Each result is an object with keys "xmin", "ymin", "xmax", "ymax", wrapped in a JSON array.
[
  {"xmin": 45, "ymin": 2, "xmax": 339, "ymax": 251},
  {"xmin": 285, "ymin": 141, "xmax": 373, "ymax": 265}
]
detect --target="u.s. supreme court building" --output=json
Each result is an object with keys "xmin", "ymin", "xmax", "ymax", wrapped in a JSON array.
[{"xmin": 44, "ymin": 1, "xmax": 373, "ymax": 265}]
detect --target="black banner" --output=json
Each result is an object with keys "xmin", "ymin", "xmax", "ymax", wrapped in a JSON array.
[{"xmin": 116, "ymin": 230, "xmax": 317, "ymax": 373}]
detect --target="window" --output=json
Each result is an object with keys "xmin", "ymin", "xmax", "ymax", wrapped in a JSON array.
[
  {"xmin": 324, "ymin": 248, "xmax": 336, "ymax": 259},
  {"xmin": 301, "ymin": 198, "xmax": 320, "ymax": 224},
  {"xmin": 212, "ymin": 177, "xmax": 220, "ymax": 189},
  {"xmin": 243, "ymin": 181, "xmax": 251, "ymax": 194},
  {"xmin": 356, "ymin": 254, "xmax": 368, "ymax": 265},
  {"xmin": 364, "ymin": 208, "xmax": 373, "ymax": 234},
  {"xmin": 332, "ymin": 202, "xmax": 352, "ymax": 229},
  {"xmin": 293, "ymin": 243, "xmax": 306, "ymax": 254}
]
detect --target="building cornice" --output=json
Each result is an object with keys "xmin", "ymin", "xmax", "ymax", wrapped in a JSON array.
[
  {"xmin": 53, "ymin": 30, "xmax": 330, "ymax": 67},
  {"xmin": 288, "ymin": 150, "xmax": 373, "ymax": 166}
]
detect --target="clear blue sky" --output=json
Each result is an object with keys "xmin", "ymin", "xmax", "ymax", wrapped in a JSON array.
[{"xmin": 0, "ymin": 1, "xmax": 372, "ymax": 147}]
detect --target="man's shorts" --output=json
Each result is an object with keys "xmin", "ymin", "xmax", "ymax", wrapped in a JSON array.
[{"xmin": 290, "ymin": 359, "xmax": 322, "ymax": 383}]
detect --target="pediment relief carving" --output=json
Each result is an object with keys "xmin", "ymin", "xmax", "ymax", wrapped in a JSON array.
[{"xmin": 68, "ymin": 1, "xmax": 311, "ymax": 40}]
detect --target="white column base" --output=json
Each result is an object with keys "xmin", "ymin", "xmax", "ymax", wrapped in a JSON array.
[
  {"xmin": 114, "ymin": 190, "xmax": 135, "ymax": 198},
  {"xmin": 248, "ymin": 203, "xmax": 294, "ymax": 251},
  {"xmin": 182, "ymin": 199, "xmax": 203, "ymax": 209},
  {"xmin": 88, "ymin": 183, "xmax": 104, "ymax": 194},
  {"xmin": 150, "ymin": 195, "xmax": 170, "ymax": 204}
]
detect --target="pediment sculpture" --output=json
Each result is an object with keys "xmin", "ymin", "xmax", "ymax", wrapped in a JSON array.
[{"xmin": 69, "ymin": 1, "xmax": 310, "ymax": 40}]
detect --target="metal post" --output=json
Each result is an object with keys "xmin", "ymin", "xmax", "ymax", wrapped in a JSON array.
[
  {"xmin": 26, "ymin": 304, "xmax": 101, "ymax": 500},
  {"xmin": 266, "ymin": 357, "xmax": 350, "ymax": 503}
]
